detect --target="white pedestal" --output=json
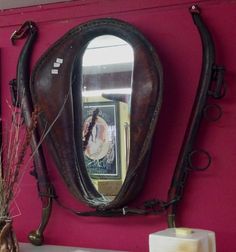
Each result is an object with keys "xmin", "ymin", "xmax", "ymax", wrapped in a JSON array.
[{"xmin": 149, "ymin": 228, "xmax": 216, "ymax": 252}]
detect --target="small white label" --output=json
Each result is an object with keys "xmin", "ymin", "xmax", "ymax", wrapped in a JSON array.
[
  {"xmin": 51, "ymin": 69, "xmax": 59, "ymax": 74},
  {"xmin": 53, "ymin": 62, "xmax": 61, "ymax": 68},
  {"xmin": 56, "ymin": 58, "xmax": 63, "ymax": 64}
]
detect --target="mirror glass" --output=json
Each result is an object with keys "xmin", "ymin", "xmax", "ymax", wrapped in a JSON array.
[{"xmin": 81, "ymin": 35, "xmax": 134, "ymax": 201}]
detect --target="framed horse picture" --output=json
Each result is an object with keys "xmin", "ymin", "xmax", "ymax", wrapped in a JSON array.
[{"xmin": 82, "ymin": 101, "xmax": 121, "ymax": 180}]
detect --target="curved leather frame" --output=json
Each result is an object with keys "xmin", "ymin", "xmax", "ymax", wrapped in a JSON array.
[{"xmin": 30, "ymin": 18, "xmax": 163, "ymax": 210}]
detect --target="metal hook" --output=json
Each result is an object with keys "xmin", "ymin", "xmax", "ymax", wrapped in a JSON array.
[
  {"xmin": 189, "ymin": 5, "xmax": 200, "ymax": 14},
  {"xmin": 188, "ymin": 149, "xmax": 212, "ymax": 171},
  {"xmin": 10, "ymin": 21, "xmax": 36, "ymax": 45}
]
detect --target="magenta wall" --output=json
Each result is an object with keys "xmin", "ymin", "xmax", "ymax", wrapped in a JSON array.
[{"xmin": 1, "ymin": 0, "xmax": 236, "ymax": 251}]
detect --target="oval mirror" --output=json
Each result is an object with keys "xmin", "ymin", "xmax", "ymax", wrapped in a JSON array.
[
  {"xmin": 30, "ymin": 18, "xmax": 163, "ymax": 211},
  {"xmin": 81, "ymin": 35, "xmax": 133, "ymax": 201}
]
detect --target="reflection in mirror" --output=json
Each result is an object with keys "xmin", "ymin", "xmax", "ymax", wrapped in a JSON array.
[{"xmin": 82, "ymin": 35, "xmax": 134, "ymax": 201}]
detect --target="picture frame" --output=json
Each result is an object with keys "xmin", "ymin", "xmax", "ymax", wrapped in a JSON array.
[{"xmin": 82, "ymin": 101, "xmax": 121, "ymax": 180}]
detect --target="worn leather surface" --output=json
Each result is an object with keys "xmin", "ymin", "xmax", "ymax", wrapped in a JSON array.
[{"xmin": 30, "ymin": 18, "xmax": 163, "ymax": 210}]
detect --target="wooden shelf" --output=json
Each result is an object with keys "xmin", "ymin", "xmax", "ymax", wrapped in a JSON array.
[{"xmin": 19, "ymin": 243, "xmax": 127, "ymax": 252}]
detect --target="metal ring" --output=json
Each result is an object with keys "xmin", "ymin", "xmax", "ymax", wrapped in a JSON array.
[
  {"xmin": 188, "ymin": 149, "xmax": 211, "ymax": 171},
  {"xmin": 203, "ymin": 104, "xmax": 222, "ymax": 122}
]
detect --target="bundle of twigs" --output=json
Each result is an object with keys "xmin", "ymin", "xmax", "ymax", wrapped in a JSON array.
[
  {"xmin": 0, "ymin": 101, "xmax": 40, "ymax": 219},
  {"xmin": 0, "ymin": 82, "xmax": 70, "ymax": 220}
]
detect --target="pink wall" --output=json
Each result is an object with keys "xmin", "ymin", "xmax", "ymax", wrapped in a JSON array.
[{"xmin": 1, "ymin": 0, "xmax": 236, "ymax": 251}]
